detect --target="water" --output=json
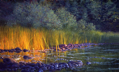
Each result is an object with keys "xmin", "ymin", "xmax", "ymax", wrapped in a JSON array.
[
  {"xmin": 0, "ymin": 44, "xmax": 119, "ymax": 72},
  {"xmin": 46, "ymin": 44, "xmax": 119, "ymax": 72}
]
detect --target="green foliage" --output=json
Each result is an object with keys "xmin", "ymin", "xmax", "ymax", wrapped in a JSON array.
[
  {"xmin": 78, "ymin": 0, "xmax": 118, "ymax": 31},
  {"xmin": 84, "ymin": 0, "xmax": 118, "ymax": 22},
  {"xmin": 77, "ymin": 19, "xmax": 95, "ymax": 31},
  {"xmin": 6, "ymin": 2, "xmax": 61, "ymax": 30},
  {"xmin": 55, "ymin": 8, "xmax": 77, "ymax": 30}
]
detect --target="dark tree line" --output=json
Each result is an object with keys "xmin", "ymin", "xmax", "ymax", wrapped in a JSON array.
[{"xmin": 0, "ymin": 0, "xmax": 119, "ymax": 32}]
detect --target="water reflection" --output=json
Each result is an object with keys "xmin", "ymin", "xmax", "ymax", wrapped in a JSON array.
[
  {"xmin": 0, "ymin": 50, "xmax": 46, "ymax": 63},
  {"xmin": 0, "ymin": 44, "xmax": 119, "ymax": 72}
]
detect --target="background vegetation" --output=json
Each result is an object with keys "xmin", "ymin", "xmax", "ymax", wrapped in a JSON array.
[
  {"xmin": 1, "ymin": 0, "xmax": 119, "ymax": 32},
  {"xmin": 0, "ymin": 0, "xmax": 119, "ymax": 50}
]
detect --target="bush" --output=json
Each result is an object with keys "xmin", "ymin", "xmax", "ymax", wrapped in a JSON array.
[
  {"xmin": 77, "ymin": 19, "xmax": 95, "ymax": 31},
  {"xmin": 6, "ymin": 2, "xmax": 62, "ymax": 30},
  {"xmin": 55, "ymin": 8, "xmax": 77, "ymax": 30}
]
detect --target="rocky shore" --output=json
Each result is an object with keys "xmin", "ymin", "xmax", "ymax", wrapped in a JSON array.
[
  {"xmin": 0, "ymin": 58, "xmax": 83, "ymax": 72},
  {"xmin": 0, "ymin": 43, "xmax": 118, "ymax": 72},
  {"xmin": 0, "ymin": 43, "xmax": 107, "ymax": 53}
]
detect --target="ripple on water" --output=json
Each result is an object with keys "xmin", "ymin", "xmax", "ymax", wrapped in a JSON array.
[
  {"xmin": 79, "ymin": 52, "xmax": 95, "ymax": 54},
  {"xmin": 103, "ymin": 49, "xmax": 119, "ymax": 52}
]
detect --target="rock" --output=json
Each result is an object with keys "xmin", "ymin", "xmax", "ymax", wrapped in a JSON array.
[
  {"xmin": 74, "ymin": 44, "xmax": 80, "ymax": 48},
  {"xmin": 67, "ymin": 43, "xmax": 74, "ymax": 49},
  {"xmin": 19, "ymin": 61, "xmax": 26, "ymax": 64},
  {"xmin": 0, "ymin": 62, "xmax": 6, "ymax": 70},
  {"xmin": 59, "ymin": 44, "xmax": 67, "ymax": 48},
  {"xmin": 49, "ymin": 65, "xmax": 55, "ymax": 71},
  {"xmin": 34, "ymin": 66, "xmax": 39, "ymax": 70},
  {"xmin": 0, "ymin": 49, "xmax": 4, "ymax": 53},
  {"xmin": 15, "ymin": 47, "xmax": 22, "ymax": 53},
  {"xmin": 26, "ymin": 63, "xmax": 36, "ymax": 67},
  {"xmin": 36, "ymin": 63, "xmax": 42, "ymax": 68},
  {"xmin": 3, "ymin": 58, "xmax": 17, "ymax": 64},
  {"xmin": 6, "ymin": 68, "xmax": 12, "ymax": 71},
  {"xmin": 68, "ymin": 60, "xmax": 83, "ymax": 68},
  {"xmin": 59, "ymin": 63, "xmax": 66, "ymax": 69},
  {"xmin": 41, "ymin": 66, "xmax": 48, "ymax": 71},
  {"xmin": 19, "ymin": 61, "xmax": 26, "ymax": 67},
  {"xmin": 4, "ymin": 49, "xmax": 8, "ymax": 52},
  {"xmin": 61, "ymin": 48, "xmax": 66, "ymax": 51},
  {"xmin": 11, "ymin": 63, "xmax": 19, "ymax": 68},
  {"xmin": 38, "ymin": 68, "xmax": 43, "ymax": 72},
  {"xmin": 54, "ymin": 63, "xmax": 59, "ymax": 70},
  {"xmin": 64, "ymin": 63, "xmax": 69, "ymax": 68},
  {"xmin": 86, "ymin": 61, "xmax": 91, "ymax": 65},
  {"xmin": 21, "ymin": 69, "xmax": 30, "ymax": 72},
  {"xmin": 77, "ymin": 60, "xmax": 83, "ymax": 66},
  {"xmin": 23, "ymin": 49, "xmax": 29, "ymax": 52},
  {"xmin": 8, "ymin": 49, "xmax": 16, "ymax": 52},
  {"xmin": 46, "ymin": 65, "xmax": 50, "ymax": 70},
  {"xmin": 23, "ymin": 55, "xmax": 32, "ymax": 60},
  {"xmin": 68, "ymin": 62, "xmax": 73, "ymax": 68}
]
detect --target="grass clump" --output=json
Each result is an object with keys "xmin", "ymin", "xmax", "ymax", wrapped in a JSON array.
[{"xmin": 0, "ymin": 26, "xmax": 119, "ymax": 50}]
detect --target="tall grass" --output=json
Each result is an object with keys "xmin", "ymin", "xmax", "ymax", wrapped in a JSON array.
[{"xmin": 0, "ymin": 26, "xmax": 119, "ymax": 50}]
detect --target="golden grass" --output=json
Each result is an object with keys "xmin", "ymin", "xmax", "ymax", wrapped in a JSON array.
[{"xmin": 0, "ymin": 26, "xmax": 119, "ymax": 50}]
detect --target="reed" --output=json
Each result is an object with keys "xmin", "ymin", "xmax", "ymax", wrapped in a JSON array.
[{"xmin": 0, "ymin": 26, "xmax": 119, "ymax": 50}]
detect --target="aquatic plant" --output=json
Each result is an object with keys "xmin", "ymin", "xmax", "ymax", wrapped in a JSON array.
[{"xmin": 0, "ymin": 26, "xmax": 119, "ymax": 50}]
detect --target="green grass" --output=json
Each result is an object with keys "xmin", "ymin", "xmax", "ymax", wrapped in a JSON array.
[{"xmin": 0, "ymin": 26, "xmax": 119, "ymax": 50}]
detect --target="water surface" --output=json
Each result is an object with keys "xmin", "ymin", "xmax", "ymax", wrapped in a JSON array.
[{"xmin": 0, "ymin": 44, "xmax": 119, "ymax": 72}]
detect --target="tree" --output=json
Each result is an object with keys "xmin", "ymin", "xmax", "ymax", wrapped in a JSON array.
[
  {"xmin": 77, "ymin": 19, "xmax": 95, "ymax": 32},
  {"xmin": 6, "ymin": 2, "xmax": 62, "ymax": 30},
  {"xmin": 55, "ymin": 7, "xmax": 77, "ymax": 30},
  {"xmin": 81, "ymin": 0, "xmax": 118, "ymax": 30}
]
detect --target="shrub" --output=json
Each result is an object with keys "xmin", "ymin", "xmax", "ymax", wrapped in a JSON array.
[
  {"xmin": 55, "ymin": 8, "xmax": 77, "ymax": 31},
  {"xmin": 77, "ymin": 19, "xmax": 95, "ymax": 31},
  {"xmin": 6, "ymin": 2, "xmax": 62, "ymax": 30}
]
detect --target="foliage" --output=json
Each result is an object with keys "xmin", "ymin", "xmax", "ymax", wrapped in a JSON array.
[
  {"xmin": 83, "ymin": 0, "xmax": 118, "ymax": 30},
  {"xmin": 55, "ymin": 7, "xmax": 77, "ymax": 30},
  {"xmin": 6, "ymin": 2, "xmax": 62, "ymax": 30},
  {"xmin": 0, "ymin": 1, "xmax": 14, "ymax": 20},
  {"xmin": 77, "ymin": 19, "xmax": 95, "ymax": 31}
]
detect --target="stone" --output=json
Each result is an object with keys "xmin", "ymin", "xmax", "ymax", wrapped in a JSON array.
[
  {"xmin": 42, "ymin": 66, "xmax": 48, "ymax": 71},
  {"xmin": 38, "ymin": 68, "xmax": 43, "ymax": 72},
  {"xmin": 64, "ymin": 63, "xmax": 69, "ymax": 68},
  {"xmin": 86, "ymin": 61, "xmax": 91, "ymax": 65},
  {"xmin": 54, "ymin": 63, "xmax": 59, "ymax": 70},
  {"xmin": 34, "ymin": 66, "xmax": 39, "ymax": 70},
  {"xmin": 4, "ymin": 49, "xmax": 8, "ymax": 52},
  {"xmin": 3, "ymin": 58, "xmax": 17, "ymax": 64},
  {"xmin": 26, "ymin": 63, "xmax": 36, "ymax": 67},
  {"xmin": 77, "ymin": 60, "xmax": 83, "ymax": 66},
  {"xmin": 59, "ymin": 44, "xmax": 67, "ymax": 48},
  {"xmin": 21, "ymin": 69, "xmax": 30, "ymax": 72},
  {"xmin": 49, "ymin": 65, "xmax": 55, "ymax": 71},
  {"xmin": 67, "ymin": 43, "xmax": 74, "ymax": 48},
  {"xmin": 23, "ymin": 55, "xmax": 32, "ymax": 60},
  {"xmin": 23, "ymin": 49, "xmax": 29, "ymax": 52},
  {"xmin": 11, "ymin": 63, "xmax": 19, "ymax": 68},
  {"xmin": 36, "ymin": 63, "xmax": 42, "ymax": 68},
  {"xmin": 0, "ymin": 49, "xmax": 4, "ymax": 53},
  {"xmin": 0, "ymin": 62, "xmax": 6, "ymax": 70},
  {"xmin": 15, "ymin": 47, "xmax": 22, "ymax": 53},
  {"xmin": 8, "ymin": 49, "xmax": 15, "ymax": 52},
  {"xmin": 74, "ymin": 44, "xmax": 80, "ymax": 48},
  {"xmin": 59, "ymin": 63, "xmax": 66, "ymax": 69}
]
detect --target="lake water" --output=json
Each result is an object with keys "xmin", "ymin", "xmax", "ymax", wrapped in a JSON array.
[{"xmin": 0, "ymin": 44, "xmax": 119, "ymax": 72}]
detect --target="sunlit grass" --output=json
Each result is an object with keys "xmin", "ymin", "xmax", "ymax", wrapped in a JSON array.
[{"xmin": 0, "ymin": 26, "xmax": 119, "ymax": 50}]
